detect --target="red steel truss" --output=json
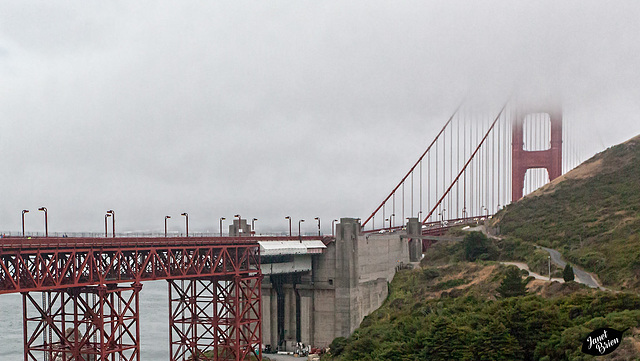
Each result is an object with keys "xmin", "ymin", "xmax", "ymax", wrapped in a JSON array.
[
  {"xmin": 169, "ymin": 275, "xmax": 261, "ymax": 361},
  {"xmin": 0, "ymin": 237, "xmax": 262, "ymax": 294},
  {"xmin": 23, "ymin": 283, "xmax": 142, "ymax": 361},
  {"xmin": 0, "ymin": 236, "xmax": 264, "ymax": 361}
]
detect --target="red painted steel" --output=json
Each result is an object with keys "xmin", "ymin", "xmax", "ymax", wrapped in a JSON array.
[
  {"xmin": 169, "ymin": 275, "xmax": 262, "ymax": 361},
  {"xmin": 0, "ymin": 236, "xmax": 302, "ymax": 294},
  {"xmin": 23, "ymin": 283, "xmax": 142, "ymax": 360},
  {"xmin": 0, "ymin": 235, "xmax": 267, "ymax": 361},
  {"xmin": 511, "ymin": 109, "xmax": 562, "ymax": 200}
]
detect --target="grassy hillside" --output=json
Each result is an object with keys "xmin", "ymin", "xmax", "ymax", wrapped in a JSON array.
[
  {"xmin": 495, "ymin": 134, "xmax": 640, "ymax": 290},
  {"xmin": 322, "ymin": 248, "xmax": 640, "ymax": 361}
]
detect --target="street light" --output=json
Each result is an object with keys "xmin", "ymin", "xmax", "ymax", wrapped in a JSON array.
[
  {"xmin": 181, "ymin": 213, "xmax": 188, "ymax": 237},
  {"xmin": 38, "ymin": 207, "xmax": 48, "ymax": 237},
  {"xmin": 390, "ymin": 214, "xmax": 395, "ymax": 230},
  {"xmin": 314, "ymin": 217, "xmax": 321, "ymax": 236},
  {"xmin": 285, "ymin": 216, "xmax": 292, "ymax": 237},
  {"xmin": 106, "ymin": 210, "xmax": 115, "ymax": 238},
  {"xmin": 482, "ymin": 206, "xmax": 488, "ymax": 218},
  {"xmin": 21, "ymin": 209, "xmax": 29, "ymax": 237},
  {"xmin": 331, "ymin": 219, "xmax": 338, "ymax": 237},
  {"xmin": 105, "ymin": 214, "xmax": 111, "ymax": 238},
  {"xmin": 219, "ymin": 217, "xmax": 226, "ymax": 237},
  {"xmin": 252, "ymin": 218, "xmax": 258, "ymax": 235},
  {"xmin": 298, "ymin": 219, "xmax": 305, "ymax": 241},
  {"xmin": 438, "ymin": 209, "xmax": 446, "ymax": 226},
  {"xmin": 165, "ymin": 216, "xmax": 171, "ymax": 237}
]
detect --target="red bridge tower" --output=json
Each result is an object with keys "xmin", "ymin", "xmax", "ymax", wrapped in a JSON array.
[{"xmin": 512, "ymin": 108, "xmax": 563, "ymax": 200}]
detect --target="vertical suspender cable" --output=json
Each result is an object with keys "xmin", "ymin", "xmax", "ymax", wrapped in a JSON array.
[{"xmin": 456, "ymin": 113, "xmax": 460, "ymax": 218}]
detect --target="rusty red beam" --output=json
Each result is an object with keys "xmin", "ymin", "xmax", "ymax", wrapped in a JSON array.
[
  {"xmin": 361, "ymin": 215, "xmax": 487, "ymax": 234},
  {"xmin": 0, "ymin": 235, "xmax": 321, "ymax": 251},
  {"xmin": 0, "ymin": 241, "xmax": 261, "ymax": 294}
]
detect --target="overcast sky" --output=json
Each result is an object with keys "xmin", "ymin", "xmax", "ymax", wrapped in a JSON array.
[{"xmin": 1, "ymin": 1, "xmax": 639, "ymax": 235}]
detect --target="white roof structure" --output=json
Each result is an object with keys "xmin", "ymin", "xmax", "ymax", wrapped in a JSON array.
[{"xmin": 259, "ymin": 240, "xmax": 326, "ymax": 256}]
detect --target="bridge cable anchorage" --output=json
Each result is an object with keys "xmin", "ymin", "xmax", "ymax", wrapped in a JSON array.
[{"xmin": 361, "ymin": 102, "xmax": 463, "ymax": 228}]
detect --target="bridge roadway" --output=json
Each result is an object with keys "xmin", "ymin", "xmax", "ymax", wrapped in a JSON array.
[{"xmin": 0, "ymin": 235, "xmax": 278, "ymax": 294}]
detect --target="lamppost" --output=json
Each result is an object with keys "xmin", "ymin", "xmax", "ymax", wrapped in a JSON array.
[
  {"xmin": 252, "ymin": 218, "xmax": 258, "ymax": 235},
  {"xmin": 298, "ymin": 219, "xmax": 305, "ymax": 241},
  {"xmin": 219, "ymin": 217, "xmax": 225, "ymax": 237},
  {"xmin": 285, "ymin": 216, "xmax": 292, "ymax": 237},
  {"xmin": 165, "ymin": 215, "xmax": 171, "ymax": 237},
  {"xmin": 390, "ymin": 213, "xmax": 395, "ymax": 230},
  {"xmin": 437, "ymin": 210, "xmax": 446, "ymax": 226},
  {"xmin": 482, "ymin": 206, "xmax": 488, "ymax": 219},
  {"xmin": 332, "ymin": 219, "xmax": 338, "ymax": 237},
  {"xmin": 548, "ymin": 255, "xmax": 551, "ymax": 280},
  {"xmin": 106, "ymin": 210, "xmax": 115, "ymax": 237},
  {"xmin": 38, "ymin": 207, "xmax": 48, "ymax": 237},
  {"xmin": 181, "ymin": 213, "xmax": 188, "ymax": 237},
  {"xmin": 105, "ymin": 213, "xmax": 111, "ymax": 238},
  {"xmin": 21, "ymin": 209, "xmax": 29, "ymax": 237},
  {"xmin": 314, "ymin": 217, "xmax": 321, "ymax": 236},
  {"xmin": 385, "ymin": 218, "xmax": 389, "ymax": 230}
]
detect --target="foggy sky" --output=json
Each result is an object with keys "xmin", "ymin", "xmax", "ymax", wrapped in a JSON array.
[{"xmin": 1, "ymin": 1, "xmax": 639, "ymax": 234}]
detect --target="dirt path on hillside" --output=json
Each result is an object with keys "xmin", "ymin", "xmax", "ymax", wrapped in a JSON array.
[{"xmin": 500, "ymin": 262, "xmax": 565, "ymax": 283}]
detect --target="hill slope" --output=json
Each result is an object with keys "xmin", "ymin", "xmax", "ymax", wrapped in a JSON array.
[
  {"xmin": 495, "ymin": 134, "xmax": 640, "ymax": 290},
  {"xmin": 322, "ymin": 255, "xmax": 640, "ymax": 361}
]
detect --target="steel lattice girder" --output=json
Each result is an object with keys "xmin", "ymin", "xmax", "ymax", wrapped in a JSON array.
[
  {"xmin": 169, "ymin": 275, "xmax": 262, "ymax": 361},
  {"xmin": 23, "ymin": 283, "xmax": 142, "ymax": 361},
  {"xmin": 0, "ymin": 241, "xmax": 260, "ymax": 294}
]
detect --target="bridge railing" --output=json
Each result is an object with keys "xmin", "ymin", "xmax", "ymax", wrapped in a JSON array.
[
  {"xmin": 0, "ymin": 235, "xmax": 328, "ymax": 251},
  {"xmin": 0, "ymin": 231, "xmax": 327, "ymax": 238}
]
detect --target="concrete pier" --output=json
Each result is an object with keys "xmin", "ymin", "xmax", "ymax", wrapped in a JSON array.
[{"xmin": 261, "ymin": 217, "xmax": 422, "ymax": 350}]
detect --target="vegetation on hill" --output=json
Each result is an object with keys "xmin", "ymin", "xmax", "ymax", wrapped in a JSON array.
[
  {"xmin": 494, "ymin": 134, "xmax": 640, "ymax": 290},
  {"xmin": 322, "ymin": 261, "xmax": 640, "ymax": 360}
]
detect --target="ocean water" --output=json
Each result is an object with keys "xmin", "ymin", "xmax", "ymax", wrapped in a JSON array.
[{"xmin": 0, "ymin": 280, "xmax": 170, "ymax": 360}]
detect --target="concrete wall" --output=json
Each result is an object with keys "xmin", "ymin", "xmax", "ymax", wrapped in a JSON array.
[{"xmin": 261, "ymin": 217, "xmax": 422, "ymax": 349}]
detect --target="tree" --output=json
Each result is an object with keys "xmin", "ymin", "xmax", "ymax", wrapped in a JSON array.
[
  {"xmin": 463, "ymin": 231, "xmax": 493, "ymax": 261},
  {"xmin": 563, "ymin": 264, "xmax": 575, "ymax": 282},
  {"xmin": 497, "ymin": 267, "xmax": 527, "ymax": 298}
]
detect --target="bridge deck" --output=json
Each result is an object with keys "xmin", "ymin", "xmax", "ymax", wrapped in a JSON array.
[{"xmin": 0, "ymin": 236, "xmax": 319, "ymax": 295}]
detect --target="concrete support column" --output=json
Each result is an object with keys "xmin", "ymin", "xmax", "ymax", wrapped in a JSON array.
[{"xmin": 334, "ymin": 218, "xmax": 360, "ymax": 337}]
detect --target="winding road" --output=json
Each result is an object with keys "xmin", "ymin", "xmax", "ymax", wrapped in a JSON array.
[
  {"xmin": 469, "ymin": 225, "xmax": 606, "ymax": 290},
  {"xmin": 539, "ymin": 246, "xmax": 605, "ymax": 290}
]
